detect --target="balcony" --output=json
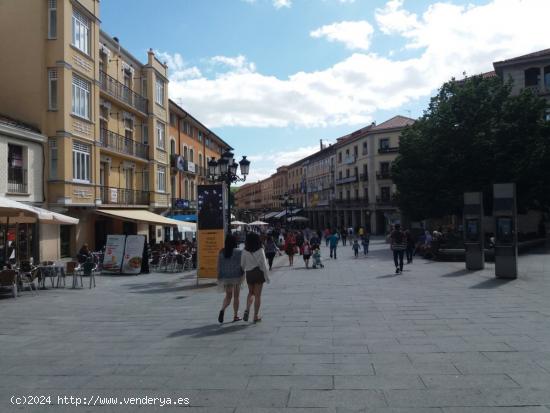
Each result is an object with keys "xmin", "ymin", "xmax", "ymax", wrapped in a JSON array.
[
  {"xmin": 99, "ymin": 70, "xmax": 148, "ymax": 114},
  {"xmin": 334, "ymin": 197, "xmax": 369, "ymax": 207},
  {"xmin": 376, "ymin": 196, "xmax": 397, "ymax": 207},
  {"xmin": 378, "ymin": 147, "xmax": 399, "ymax": 154},
  {"xmin": 100, "ymin": 187, "xmax": 150, "ymax": 206},
  {"xmin": 8, "ymin": 167, "xmax": 27, "ymax": 194},
  {"xmin": 336, "ymin": 175, "xmax": 358, "ymax": 185},
  {"xmin": 376, "ymin": 171, "xmax": 391, "ymax": 180},
  {"xmin": 359, "ymin": 173, "xmax": 368, "ymax": 182},
  {"xmin": 100, "ymin": 129, "xmax": 149, "ymax": 160},
  {"xmin": 170, "ymin": 155, "xmax": 197, "ymax": 174}
]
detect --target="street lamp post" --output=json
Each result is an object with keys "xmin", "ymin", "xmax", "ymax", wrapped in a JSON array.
[
  {"xmin": 279, "ymin": 192, "xmax": 295, "ymax": 230},
  {"xmin": 208, "ymin": 150, "xmax": 250, "ymax": 234}
]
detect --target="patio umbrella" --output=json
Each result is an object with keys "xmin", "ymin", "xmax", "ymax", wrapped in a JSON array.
[
  {"xmin": 231, "ymin": 220, "xmax": 248, "ymax": 226},
  {"xmin": 248, "ymin": 220, "xmax": 269, "ymax": 226}
]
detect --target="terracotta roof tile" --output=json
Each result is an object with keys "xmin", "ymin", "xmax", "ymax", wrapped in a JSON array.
[{"xmin": 370, "ymin": 115, "xmax": 415, "ymax": 131}]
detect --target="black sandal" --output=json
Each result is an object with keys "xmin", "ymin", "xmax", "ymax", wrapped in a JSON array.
[
  {"xmin": 243, "ymin": 310, "xmax": 249, "ymax": 322},
  {"xmin": 218, "ymin": 310, "xmax": 224, "ymax": 324}
]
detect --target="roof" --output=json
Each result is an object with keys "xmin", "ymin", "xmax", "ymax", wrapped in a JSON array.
[
  {"xmin": 370, "ymin": 115, "xmax": 415, "ymax": 132},
  {"xmin": 0, "ymin": 114, "xmax": 41, "ymax": 134},
  {"xmin": 169, "ymin": 99, "xmax": 233, "ymax": 151},
  {"xmin": 493, "ymin": 48, "xmax": 550, "ymax": 66}
]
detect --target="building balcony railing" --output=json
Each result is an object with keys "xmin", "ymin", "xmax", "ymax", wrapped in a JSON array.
[
  {"xmin": 8, "ymin": 167, "xmax": 27, "ymax": 193},
  {"xmin": 378, "ymin": 147, "xmax": 399, "ymax": 154},
  {"xmin": 99, "ymin": 70, "xmax": 148, "ymax": 114},
  {"xmin": 100, "ymin": 186, "xmax": 150, "ymax": 206},
  {"xmin": 100, "ymin": 129, "xmax": 149, "ymax": 160},
  {"xmin": 376, "ymin": 171, "xmax": 391, "ymax": 180},
  {"xmin": 343, "ymin": 155, "xmax": 356, "ymax": 165},
  {"xmin": 359, "ymin": 173, "xmax": 368, "ymax": 181},
  {"xmin": 376, "ymin": 196, "xmax": 397, "ymax": 207},
  {"xmin": 334, "ymin": 197, "xmax": 369, "ymax": 207},
  {"xmin": 336, "ymin": 175, "xmax": 358, "ymax": 185}
]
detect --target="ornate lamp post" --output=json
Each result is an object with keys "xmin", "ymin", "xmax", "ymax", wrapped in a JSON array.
[
  {"xmin": 279, "ymin": 192, "xmax": 295, "ymax": 230},
  {"xmin": 208, "ymin": 150, "xmax": 250, "ymax": 233}
]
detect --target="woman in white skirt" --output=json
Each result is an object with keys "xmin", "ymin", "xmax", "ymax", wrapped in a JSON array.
[{"xmin": 241, "ymin": 232, "xmax": 270, "ymax": 322}]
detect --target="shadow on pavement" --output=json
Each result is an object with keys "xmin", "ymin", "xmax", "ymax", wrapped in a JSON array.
[
  {"xmin": 126, "ymin": 281, "xmax": 216, "ymax": 294},
  {"xmin": 469, "ymin": 278, "xmax": 515, "ymax": 289},
  {"xmin": 168, "ymin": 323, "xmax": 251, "ymax": 338},
  {"xmin": 441, "ymin": 269, "xmax": 471, "ymax": 277},
  {"xmin": 376, "ymin": 273, "xmax": 398, "ymax": 279}
]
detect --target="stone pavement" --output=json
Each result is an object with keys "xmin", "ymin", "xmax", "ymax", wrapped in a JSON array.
[{"xmin": 1, "ymin": 238, "xmax": 550, "ymax": 412}]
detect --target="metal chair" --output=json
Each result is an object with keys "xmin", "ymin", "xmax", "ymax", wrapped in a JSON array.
[
  {"xmin": 66, "ymin": 261, "xmax": 83, "ymax": 289},
  {"xmin": 39, "ymin": 261, "xmax": 56, "ymax": 289},
  {"xmin": 0, "ymin": 269, "xmax": 18, "ymax": 298},
  {"xmin": 19, "ymin": 261, "xmax": 39, "ymax": 294},
  {"xmin": 81, "ymin": 260, "xmax": 96, "ymax": 288},
  {"xmin": 55, "ymin": 262, "xmax": 66, "ymax": 288}
]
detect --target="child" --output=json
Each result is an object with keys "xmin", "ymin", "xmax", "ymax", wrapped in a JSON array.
[
  {"xmin": 352, "ymin": 239, "xmax": 360, "ymax": 258},
  {"xmin": 312, "ymin": 247, "xmax": 324, "ymax": 268}
]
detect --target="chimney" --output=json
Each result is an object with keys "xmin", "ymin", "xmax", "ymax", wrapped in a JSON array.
[
  {"xmin": 320, "ymin": 139, "xmax": 324, "ymax": 151},
  {"xmin": 113, "ymin": 36, "xmax": 119, "ymax": 43}
]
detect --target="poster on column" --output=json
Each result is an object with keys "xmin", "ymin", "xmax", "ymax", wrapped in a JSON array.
[
  {"xmin": 197, "ymin": 184, "xmax": 226, "ymax": 279},
  {"xmin": 121, "ymin": 235, "xmax": 145, "ymax": 275},
  {"xmin": 102, "ymin": 234, "xmax": 126, "ymax": 274}
]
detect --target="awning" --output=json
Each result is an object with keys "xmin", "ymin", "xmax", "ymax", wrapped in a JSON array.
[
  {"xmin": 262, "ymin": 211, "xmax": 280, "ymax": 219},
  {"xmin": 273, "ymin": 208, "xmax": 302, "ymax": 219},
  {"xmin": 169, "ymin": 214, "xmax": 196, "ymax": 222},
  {"xmin": 96, "ymin": 209, "xmax": 181, "ymax": 226},
  {"xmin": 0, "ymin": 196, "xmax": 79, "ymax": 225}
]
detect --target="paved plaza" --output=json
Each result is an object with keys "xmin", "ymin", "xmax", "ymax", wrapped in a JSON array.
[{"xmin": 1, "ymin": 238, "xmax": 550, "ymax": 412}]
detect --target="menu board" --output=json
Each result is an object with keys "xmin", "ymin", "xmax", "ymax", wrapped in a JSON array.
[
  {"xmin": 197, "ymin": 184, "xmax": 225, "ymax": 278},
  {"xmin": 121, "ymin": 235, "xmax": 145, "ymax": 275},
  {"xmin": 102, "ymin": 235, "xmax": 126, "ymax": 274}
]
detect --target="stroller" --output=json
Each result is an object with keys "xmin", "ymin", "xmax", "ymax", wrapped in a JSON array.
[{"xmin": 312, "ymin": 248, "xmax": 324, "ymax": 268}]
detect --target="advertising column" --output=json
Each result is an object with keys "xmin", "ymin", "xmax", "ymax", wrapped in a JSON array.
[{"xmin": 197, "ymin": 184, "xmax": 226, "ymax": 279}]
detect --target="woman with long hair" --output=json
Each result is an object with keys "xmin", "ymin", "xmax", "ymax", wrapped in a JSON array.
[
  {"xmin": 284, "ymin": 232, "xmax": 297, "ymax": 266},
  {"xmin": 217, "ymin": 234, "xmax": 244, "ymax": 323},
  {"xmin": 241, "ymin": 232, "xmax": 270, "ymax": 322}
]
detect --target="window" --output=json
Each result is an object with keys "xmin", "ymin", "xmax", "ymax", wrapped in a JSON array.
[
  {"xmin": 72, "ymin": 141, "xmax": 90, "ymax": 182},
  {"xmin": 170, "ymin": 113, "xmax": 177, "ymax": 127},
  {"xmin": 544, "ymin": 66, "xmax": 550, "ymax": 89},
  {"xmin": 156, "ymin": 121, "xmax": 165, "ymax": 149},
  {"xmin": 198, "ymin": 154, "xmax": 202, "ymax": 167},
  {"xmin": 346, "ymin": 190, "xmax": 350, "ymax": 200},
  {"xmin": 381, "ymin": 162, "xmax": 390, "ymax": 174},
  {"xmin": 362, "ymin": 141, "xmax": 368, "ymax": 155},
  {"xmin": 48, "ymin": 0, "xmax": 57, "ymax": 38},
  {"xmin": 72, "ymin": 8, "xmax": 90, "ymax": 54},
  {"xmin": 183, "ymin": 146, "xmax": 188, "ymax": 160},
  {"xmin": 381, "ymin": 186, "xmax": 391, "ymax": 202},
  {"xmin": 190, "ymin": 181, "xmax": 195, "ymax": 200},
  {"xmin": 184, "ymin": 179, "xmax": 189, "ymax": 198},
  {"xmin": 338, "ymin": 171, "xmax": 342, "ymax": 179},
  {"xmin": 142, "ymin": 124, "xmax": 148, "ymax": 145},
  {"xmin": 155, "ymin": 76, "xmax": 165, "ymax": 105},
  {"xmin": 170, "ymin": 139, "xmax": 176, "ymax": 155},
  {"xmin": 524, "ymin": 67, "xmax": 540, "ymax": 87},
  {"xmin": 48, "ymin": 69, "xmax": 58, "ymax": 110},
  {"xmin": 379, "ymin": 138, "xmax": 390, "ymax": 149},
  {"xmin": 49, "ymin": 139, "xmax": 57, "ymax": 179},
  {"xmin": 8, "ymin": 145, "xmax": 26, "ymax": 193},
  {"xmin": 355, "ymin": 189, "xmax": 359, "ymax": 199},
  {"xmin": 72, "ymin": 75, "xmax": 90, "ymax": 119},
  {"xmin": 198, "ymin": 131, "xmax": 203, "ymax": 142},
  {"xmin": 189, "ymin": 149, "xmax": 194, "ymax": 163},
  {"xmin": 141, "ymin": 78, "xmax": 147, "ymax": 98},
  {"xmin": 157, "ymin": 166, "xmax": 166, "ymax": 192},
  {"xmin": 338, "ymin": 152, "xmax": 342, "ymax": 163},
  {"xmin": 354, "ymin": 146, "xmax": 358, "ymax": 156}
]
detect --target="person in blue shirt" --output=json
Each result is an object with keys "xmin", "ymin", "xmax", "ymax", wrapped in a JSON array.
[{"xmin": 328, "ymin": 231, "xmax": 340, "ymax": 259}]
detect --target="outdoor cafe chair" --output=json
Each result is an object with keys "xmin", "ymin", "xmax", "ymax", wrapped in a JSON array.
[
  {"xmin": 54, "ymin": 262, "xmax": 66, "ymax": 288},
  {"xmin": 0, "ymin": 269, "xmax": 18, "ymax": 298},
  {"xmin": 66, "ymin": 261, "xmax": 83, "ymax": 289},
  {"xmin": 39, "ymin": 261, "xmax": 56, "ymax": 289},
  {"xmin": 18, "ymin": 261, "xmax": 39, "ymax": 294},
  {"xmin": 81, "ymin": 260, "xmax": 96, "ymax": 289}
]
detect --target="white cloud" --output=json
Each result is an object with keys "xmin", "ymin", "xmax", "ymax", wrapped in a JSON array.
[
  {"xmin": 310, "ymin": 21, "xmax": 374, "ymax": 51},
  {"xmin": 166, "ymin": 0, "xmax": 550, "ymax": 129},
  {"xmin": 273, "ymin": 0, "xmax": 291, "ymax": 8},
  {"xmin": 156, "ymin": 51, "xmax": 202, "ymax": 81},
  {"xmin": 211, "ymin": 55, "xmax": 256, "ymax": 73}
]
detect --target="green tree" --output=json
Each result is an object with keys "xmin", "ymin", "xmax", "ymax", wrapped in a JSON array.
[{"xmin": 391, "ymin": 74, "xmax": 550, "ymax": 221}]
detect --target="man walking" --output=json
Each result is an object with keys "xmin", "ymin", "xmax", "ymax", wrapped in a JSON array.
[
  {"xmin": 328, "ymin": 231, "xmax": 340, "ymax": 259},
  {"xmin": 390, "ymin": 224, "xmax": 406, "ymax": 274}
]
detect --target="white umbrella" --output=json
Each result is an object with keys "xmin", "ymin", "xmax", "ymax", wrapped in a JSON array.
[
  {"xmin": 231, "ymin": 220, "xmax": 247, "ymax": 226},
  {"xmin": 287, "ymin": 216, "xmax": 308, "ymax": 222},
  {"xmin": 248, "ymin": 220, "xmax": 269, "ymax": 226},
  {"xmin": 0, "ymin": 196, "xmax": 78, "ymax": 224}
]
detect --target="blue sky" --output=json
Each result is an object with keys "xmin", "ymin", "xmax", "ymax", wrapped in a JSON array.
[{"xmin": 101, "ymin": 0, "xmax": 550, "ymax": 183}]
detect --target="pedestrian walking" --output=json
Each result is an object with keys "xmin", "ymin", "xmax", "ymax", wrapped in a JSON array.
[
  {"xmin": 361, "ymin": 233, "xmax": 370, "ymax": 255},
  {"xmin": 301, "ymin": 240, "xmax": 312, "ymax": 268},
  {"xmin": 217, "ymin": 234, "xmax": 244, "ymax": 323},
  {"xmin": 328, "ymin": 231, "xmax": 340, "ymax": 259},
  {"xmin": 390, "ymin": 224, "xmax": 406, "ymax": 274},
  {"xmin": 241, "ymin": 232, "xmax": 270, "ymax": 323},
  {"xmin": 312, "ymin": 247, "xmax": 324, "ymax": 268},
  {"xmin": 264, "ymin": 235, "xmax": 279, "ymax": 270},
  {"xmin": 324, "ymin": 228, "xmax": 331, "ymax": 247},
  {"xmin": 352, "ymin": 239, "xmax": 360, "ymax": 258},
  {"xmin": 405, "ymin": 229, "xmax": 415, "ymax": 264},
  {"xmin": 341, "ymin": 228, "xmax": 348, "ymax": 246},
  {"xmin": 284, "ymin": 232, "xmax": 297, "ymax": 266}
]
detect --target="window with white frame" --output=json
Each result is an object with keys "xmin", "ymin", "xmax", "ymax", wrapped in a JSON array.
[
  {"xmin": 72, "ymin": 75, "xmax": 90, "ymax": 119},
  {"xmin": 72, "ymin": 141, "xmax": 91, "ymax": 182},
  {"xmin": 72, "ymin": 8, "xmax": 90, "ymax": 55},
  {"xmin": 155, "ymin": 75, "xmax": 165, "ymax": 105},
  {"xmin": 48, "ymin": 0, "xmax": 57, "ymax": 38},
  {"xmin": 49, "ymin": 139, "xmax": 58, "ymax": 179},
  {"xmin": 156, "ymin": 121, "xmax": 165, "ymax": 149},
  {"xmin": 157, "ymin": 166, "xmax": 166, "ymax": 192},
  {"xmin": 48, "ymin": 69, "xmax": 58, "ymax": 110}
]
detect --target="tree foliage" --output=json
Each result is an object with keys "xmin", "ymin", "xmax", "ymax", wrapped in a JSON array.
[{"xmin": 391, "ymin": 75, "xmax": 550, "ymax": 220}]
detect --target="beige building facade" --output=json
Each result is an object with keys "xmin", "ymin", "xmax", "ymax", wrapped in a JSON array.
[{"xmin": 0, "ymin": 0, "xmax": 171, "ymax": 255}]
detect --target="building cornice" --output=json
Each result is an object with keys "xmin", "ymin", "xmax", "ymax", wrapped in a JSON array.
[{"xmin": 0, "ymin": 123, "xmax": 45, "ymax": 143}]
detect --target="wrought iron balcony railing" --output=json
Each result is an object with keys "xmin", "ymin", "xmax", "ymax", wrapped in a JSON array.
[
  {"xmin": 99, "ymin": 129, "xmax": 148, "ymax": 160},
  {"xmin": 100, "ymin": 187, "xmax": 150, "ymax": 206},
  {"xmin": 8, "ymin": 167, "xmax": 27, "ymax": 193},
  {"xmin": 99, "ymin": 70, "xmax": 148, "ymax": 114}
]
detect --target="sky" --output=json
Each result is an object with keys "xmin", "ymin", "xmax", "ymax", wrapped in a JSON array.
[{"xmin": 100, "ymin": 0, "xmax": 550, "ymax": 184}]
